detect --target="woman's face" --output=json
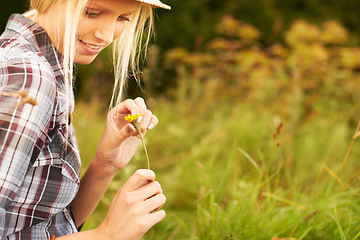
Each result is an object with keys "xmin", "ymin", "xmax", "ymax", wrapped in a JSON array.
[
  {"xmin": 35, "ymin": 0, "xmax": 140, "ymax": 64},
  {"xmin": 75, "ymin": 0, "xmax": 139, "ymax": 64}
]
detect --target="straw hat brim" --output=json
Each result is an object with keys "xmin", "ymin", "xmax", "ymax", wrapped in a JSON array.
[{"xmin": 137, "ymin": 0, "xmax": 171, "ymax": 10}]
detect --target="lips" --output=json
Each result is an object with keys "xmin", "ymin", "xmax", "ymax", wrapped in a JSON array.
[
  {"xmin": 79, "ymin": 39, "xmax": 105, "ymax": 54},
  {"xmin": 83, "ymin": 42, "xmax": 101, "ymax": 50}
]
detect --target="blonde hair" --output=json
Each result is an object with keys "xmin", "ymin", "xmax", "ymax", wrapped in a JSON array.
[
  {"xmin": 26, "ymin": 0, "xmax": 154, "ymax": 109},
  {"xmin": 111, "ymin": 5, "xmax": 154, "ymax": 107}
]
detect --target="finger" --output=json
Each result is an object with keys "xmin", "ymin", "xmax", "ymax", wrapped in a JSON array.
[
  {"xmin": 139, "ymin": 110, "xmax": 152, "ymax": 132},
  {"xmin": 123, "ymin": 169, "xmax": 156, "ymax": 192},
  {"xmin": 130, "ymin": 209, "xmax": 166, "ymax": 235},
  {"xmin": 144, "ymin": 193, "xmax": 166, "ymax": 212},
  {"xmin": 144, "ymin": 209, "xmax": 166, "ymax": 227},
  {"xmin": 134, "ymin": 97, "xmax": 147, "ymax": 112},
  {"xmin": 112, "ymin": 123, "xmax": 137, "ymax": 144},
  {"xmin": 111, "ymin": 99, "xmax": 141, "ymax": 116},
  {"xmin": 147, "ymin": 114, "xmax": 159, "ymax": 130},
  {"xmin": 133, "ymin": 181, "xmax": 163, "ymax": 200}
]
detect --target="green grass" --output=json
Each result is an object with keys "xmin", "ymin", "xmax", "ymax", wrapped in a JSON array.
[
  {"xmin": 72, "ymin": 16, "xmax": 360, "ymax": 239},
  {"xmin": 73, "ymin": 94, "xmax": 360, "ymax": 239}
]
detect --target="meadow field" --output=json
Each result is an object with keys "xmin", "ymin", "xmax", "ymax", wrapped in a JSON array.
[{"xmin": 74, "ymin": 17, "xmax": 360, "ymax": 239}]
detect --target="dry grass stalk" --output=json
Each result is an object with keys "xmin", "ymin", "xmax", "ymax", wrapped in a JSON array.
[
  {"xmin": 0, "ymin": 90, "xmax": 38, "ymax": 127},
  {"xmin": 273, "ymin": 121, "xmax": 283, "ymax": 147},
  {"xmin": 342, "ymin": 120, "xmax": 360, "ymax": 169},
  {"xmin": 273, "ymin": 121, "xmax": 283, "ymax": 139},
  {"xmin": 323, "ymin": 164, "xmax": 345, "ymax": 190},
  {"xmin": 262, "ymin": 192, "xmax": 308, "ymax": 210},
  {"xmin": 1, "ymin": 89, "xmax": 38, "ymax": 109},
  {"xmin": 272, "ymin": 236, "xmax": 297, "ymax": 240},
  {"xmin": 289, "ymin": 210, "xmax": 318, "ymax": 237}
]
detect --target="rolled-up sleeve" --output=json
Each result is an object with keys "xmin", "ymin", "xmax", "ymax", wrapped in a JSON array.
[{"xmin": 0, "ymin": 55, "xmax": 56, "ymax": 235}]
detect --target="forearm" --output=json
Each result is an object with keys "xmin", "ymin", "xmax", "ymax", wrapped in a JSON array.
[
  {"xmin": 54, "ymin": 228, "xmax": 107, "ymax": 240},
  {"xmin": 71, "ymin": 157, "xmax": 117, "ymax": 227}
]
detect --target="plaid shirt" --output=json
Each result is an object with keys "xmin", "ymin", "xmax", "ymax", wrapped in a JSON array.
[{"xmin": 0, "ymin": 14, "xmax": 81, "ymax": 239}]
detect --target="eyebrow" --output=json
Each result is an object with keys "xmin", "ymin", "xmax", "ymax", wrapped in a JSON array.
[
  {"xmin": 120, "ymin": 10, "xmax": 137, "ymax": 16},
  {"xmin": 85, "ymin": 4, "xmax": 137, "ymax": 16}
]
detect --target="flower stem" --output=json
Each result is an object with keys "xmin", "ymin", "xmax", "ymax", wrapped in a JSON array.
[
  {"xmin": 125, "ymin": 113, "xmax": 151, "ymax": 170},
  {"xmin": 136, "ymin": 127, "xmax": 150, "ymax": 170}
]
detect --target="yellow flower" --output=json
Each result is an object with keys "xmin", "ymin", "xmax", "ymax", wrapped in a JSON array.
[{"xmin": 125, "ymin": 114, "xmax": 142, "ymax": 123}]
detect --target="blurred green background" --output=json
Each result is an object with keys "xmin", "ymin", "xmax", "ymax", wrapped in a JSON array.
[
  {"xmin": 3, "ymin": 1, "xmax": 360, "ymax": 239},
  {"xmin": 2, "ymin": 0, "xmax": 360, "ymax": 52}
]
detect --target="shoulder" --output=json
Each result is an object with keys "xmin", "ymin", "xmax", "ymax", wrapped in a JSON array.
[
  {"xmin": 0, "ymin": 28, "xmax": 54, "ymax": 75},
  {"xmin": 0, "ymin": 46, "xmax": 57, "ymax": 99},
  {"xmin": 0, "ymin": 55, "xmax": 58, "ymax": 131}
]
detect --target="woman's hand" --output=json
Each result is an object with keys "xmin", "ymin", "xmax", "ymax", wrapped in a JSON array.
[
  {"xmin": 95, "ymin": 97, "xmax": 158, "ymax": 173},
  {"xmin": 96, "ymin": 169, "xmax": 166, "ymax": 240}
]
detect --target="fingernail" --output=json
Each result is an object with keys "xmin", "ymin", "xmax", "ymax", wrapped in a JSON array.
[
  {"xmin": 126, "ymin": 124, "xmax": 135, "ymax": 134},
  {"xmin": 138, "ymin": 115, "xmax": 143, "ymax": 123},
  {"xmin": 148, "ymin": 123, "xmax": 154, "ymax": 130}
]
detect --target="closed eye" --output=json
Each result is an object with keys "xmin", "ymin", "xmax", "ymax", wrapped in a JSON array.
[
  {"xmin": 118, "ymin": 16, "xmax": 131, "ymax": 22},
  {"xmin": 84, "ymin": 9, "xmax": 101, "ymax": 18}
]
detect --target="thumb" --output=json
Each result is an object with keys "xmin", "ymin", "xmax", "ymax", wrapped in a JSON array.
[
  {"xmin": 123, "ymin": 169, "xmax": 156, "ymax": 192},
  {"xmin": 113, "ymin": 123, "xmax": 137, "ymax": 144}
]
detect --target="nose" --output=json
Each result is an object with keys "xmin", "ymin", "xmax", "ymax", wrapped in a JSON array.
[
  {"xmin": 93, "ymin": 21, "xmax": 117, "ymax": 44},
  {"xmin": 93, "ymin": 19, "xmax": 127, "ymax": 44}
]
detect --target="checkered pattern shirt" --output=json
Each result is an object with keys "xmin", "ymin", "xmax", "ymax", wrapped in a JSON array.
[{"xmin": 0, "ymin": 14, "xmax": 81, "ymax": 239}]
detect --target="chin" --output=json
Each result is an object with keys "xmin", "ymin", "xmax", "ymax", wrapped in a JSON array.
[{"xmin": 74, "ymin": 56, "xmax": 97, "ymax": 65}]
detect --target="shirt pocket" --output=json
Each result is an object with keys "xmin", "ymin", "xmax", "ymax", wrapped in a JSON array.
[
  {"xmin": 28, "ymin": 126, "xmax": 81, "ymax": 213},
  {"xmin": 56, "ymin": 126, "xmax": 81, "ymax": 186},
  {"xmin": 34, "ymin": 126, "xmax": 81, "ymax": 186}
]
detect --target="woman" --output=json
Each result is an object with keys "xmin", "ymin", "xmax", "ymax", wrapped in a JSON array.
[{"xmin": 0, "ymin": 0, "xmax": 170, "ymax": 239}]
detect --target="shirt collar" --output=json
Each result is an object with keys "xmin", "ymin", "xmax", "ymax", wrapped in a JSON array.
[{"xmin": 5, "ymin": 14, "xmax": 65, "ymax": 85}]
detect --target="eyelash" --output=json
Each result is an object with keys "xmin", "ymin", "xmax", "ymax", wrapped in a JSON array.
[
  {"xmin": 84, "ymin": 9, "xmax": 131, "ymax": 22},
  {"xmin": 84, "ymin": 9, "xmax": 100, "ymax": 18},
  {"xmin": 118, "ymin": 16, "xmax": 131, "ymax": 22}
]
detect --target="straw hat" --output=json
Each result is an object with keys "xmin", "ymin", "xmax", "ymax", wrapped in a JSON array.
[{"xmin": 137, "ymin": 0, "xmax": 171, "ymax": 10}]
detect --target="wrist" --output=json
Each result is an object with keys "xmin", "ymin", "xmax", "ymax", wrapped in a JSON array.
[
  {"xmin": 91, "ymin": 155, "xmax": 119, "ymax": 177},
  {"xmin": 95, "ymin": 222, "xmax": 129, "ymax": 240},
  {"xmin": 86, "ymin": 228, "xmax": 112, "ymax": 240},
  {"xmin": 93, "ymin": 226, "xmax": 110, "ymax": 240}
]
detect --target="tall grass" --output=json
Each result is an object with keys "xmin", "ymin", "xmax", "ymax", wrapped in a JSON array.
[
  {"xmin": 74, "ymin": 16, "xmax": 360, "ymax": 239},
  {"xmin": 74, "ymin": 97, "xmax": 360, "ymax": 239}
]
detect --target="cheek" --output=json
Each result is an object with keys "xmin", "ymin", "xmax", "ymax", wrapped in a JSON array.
[
  {"xmin": 113, "ymin": 22, "xmax": 127, "ymax": 40},
  {"xmin": 76, "ymin": 19, "xmax": 89, "ymax": 39}
]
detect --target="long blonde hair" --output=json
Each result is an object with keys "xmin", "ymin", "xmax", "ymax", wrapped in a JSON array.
[
  {"xmin": 25, "ymin": 0, "xmax": 154, "ymax": 109},
  {"xmin": 111, "ymin": 4, "xmax": 154, "ymax": 107}
]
